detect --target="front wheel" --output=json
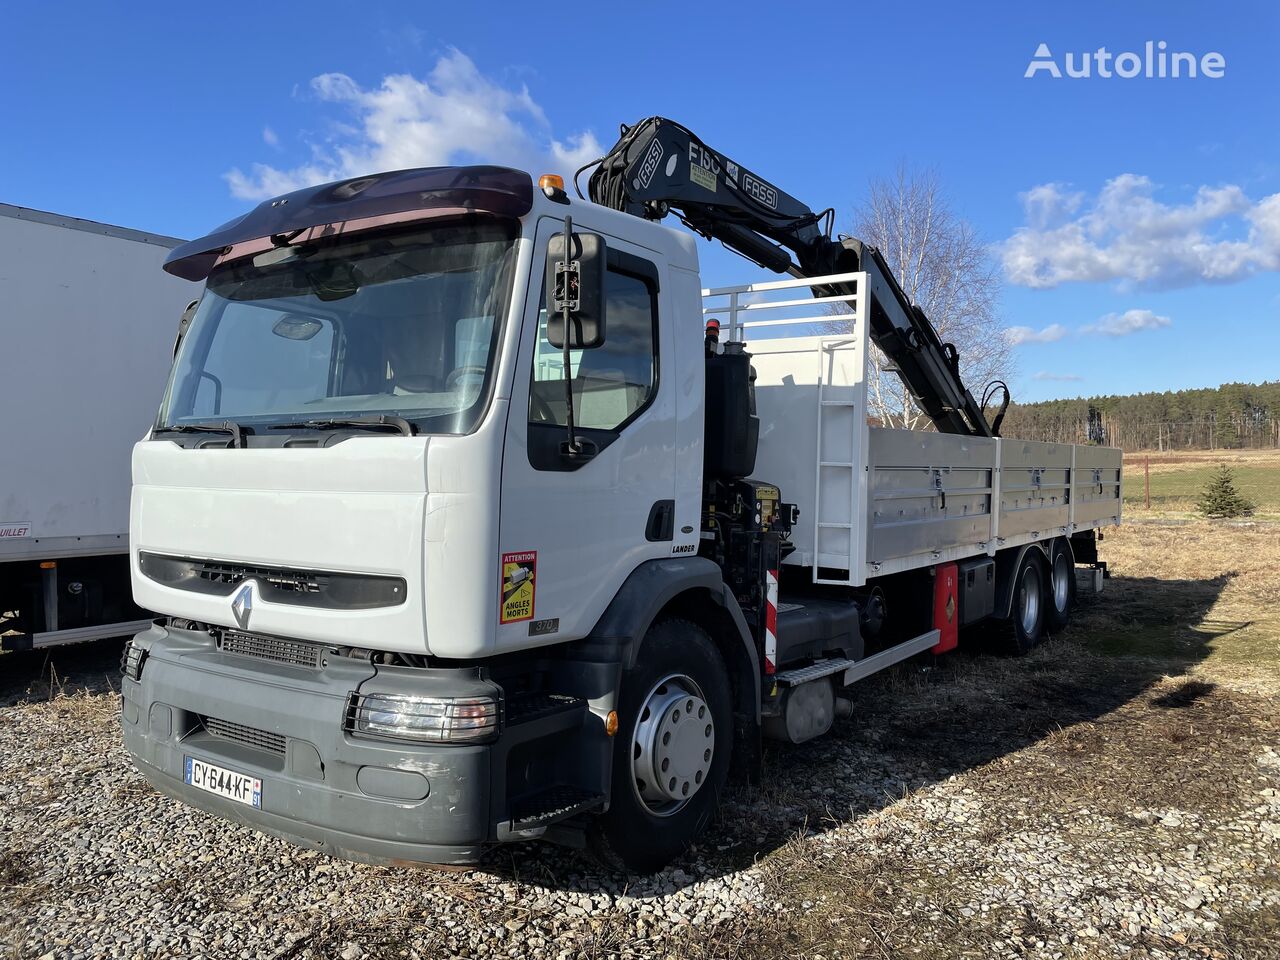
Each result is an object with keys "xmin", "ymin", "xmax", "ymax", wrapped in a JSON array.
[{"xmin": 592, "ymin": 619, "xmax": 733, "ymax": 872}]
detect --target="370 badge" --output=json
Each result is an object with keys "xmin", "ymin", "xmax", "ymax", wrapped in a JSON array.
[{"xmin": 500, "ymin": 551, "xmax": 537, "ymax": 624}]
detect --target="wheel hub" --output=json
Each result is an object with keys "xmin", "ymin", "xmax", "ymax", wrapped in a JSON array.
[{"xmin": 632, "ymin": 675, "xmax": 714, "ymax": 815}]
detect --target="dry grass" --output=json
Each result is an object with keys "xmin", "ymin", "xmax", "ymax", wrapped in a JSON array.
[
  {"xmin": 0, "ymin": 636, "xmax": 125, "ymax": 708},
  {"xmin": 744, "ymin": 519, "xmax": 1280, "ymax": 960},
  {"xmin": 1077, "ymin": 520, "xmax": 1280, "ymax": 685},
  {"xmin": 0, "ymin": 850, "xmax": 34, "ymax": 893}
]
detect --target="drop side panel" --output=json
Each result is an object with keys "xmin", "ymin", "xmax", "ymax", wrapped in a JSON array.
[
  {"xmin": 866, "ymin": 428, "xmax": 996, "ymax": 576},
  {"xmin": 998, "ymin": 439, "xmax": 1072, "ymax": 539},
  {"xmin": 1072, "ymin": 445, "xmax": 1123, "ymax": 529}
]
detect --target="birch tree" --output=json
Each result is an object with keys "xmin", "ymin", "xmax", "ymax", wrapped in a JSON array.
[{"xmin": 832, "ymin": 164, "xmax": 1012, "ymax": 429}]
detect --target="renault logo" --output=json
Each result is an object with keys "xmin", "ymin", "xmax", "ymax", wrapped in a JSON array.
[{"xmin": 231, "ymin": 583, "xmax": 253, "ymax": 629}]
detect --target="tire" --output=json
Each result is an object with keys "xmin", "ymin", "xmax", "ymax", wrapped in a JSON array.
[
  {"xmin": 1004, "ymin": 550, "xmax": 1048, "ymax": 656},
  {"xmin": 591, "ymin": 618, "xmax": 733, "ymax": 872},
  {"xmin": 1045, "ymin": 538, "xmax": 1075, "ymax": 633}
]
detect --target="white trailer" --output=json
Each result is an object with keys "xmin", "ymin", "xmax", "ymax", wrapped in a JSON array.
[{"xmin": 0, "ymin": 204, "xmax": 193, "ymax": 650}]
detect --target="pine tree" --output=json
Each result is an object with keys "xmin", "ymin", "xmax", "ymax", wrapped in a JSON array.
[{"xmin": 1197, "ymin": 463, "xmax": 1255, "ymax": 519}]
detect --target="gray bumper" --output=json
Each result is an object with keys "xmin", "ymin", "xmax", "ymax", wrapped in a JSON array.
[{"xmin": 121, "ymin": 623, "xmax": 597, "ymax": 866}]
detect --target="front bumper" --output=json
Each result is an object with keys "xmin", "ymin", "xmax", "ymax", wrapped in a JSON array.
[{"xmin": 121, "ymin": 623, "xmax": 603, "ymax": 865}]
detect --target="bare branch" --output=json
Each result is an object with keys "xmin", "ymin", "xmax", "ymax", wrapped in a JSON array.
[{"xmin": 848, "ymin": 163, "xmax": 1014, "ymax": 429}]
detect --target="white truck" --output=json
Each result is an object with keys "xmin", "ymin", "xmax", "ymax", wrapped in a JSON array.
[
  {"xmin": 120, "ymin": 118, "xmax": 1121, "ymax": 871},
  {"xmin": 1, "ymin": 204, "xmax": 193, "ymax": 651}
]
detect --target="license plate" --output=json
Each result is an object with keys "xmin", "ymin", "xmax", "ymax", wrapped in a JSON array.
[{"xmin": 184, "ymin": 756, "xmax": 262, "ymax": 808}]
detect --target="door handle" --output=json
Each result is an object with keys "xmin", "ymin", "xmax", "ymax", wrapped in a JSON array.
[{"xmin": 646, "ymin": 500, "xmax": 675, "ymax": 542}]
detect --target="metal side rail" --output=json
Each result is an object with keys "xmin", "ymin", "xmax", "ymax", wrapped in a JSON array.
[
  {"xmin": 842, "ymin": 630, "xmax": 940, "ymax": 686},
  {"xmin": 3, "ymin": 617, "xmax": 154, "ymax": 652},
  {"xmin": 774, "ymin": 629, "xmax": 941, "ymax": 690}
]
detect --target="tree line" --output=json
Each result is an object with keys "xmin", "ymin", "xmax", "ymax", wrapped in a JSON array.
[{"xmin": 999, "ymin": 381, "xmax": 1280, "ymax": 451}]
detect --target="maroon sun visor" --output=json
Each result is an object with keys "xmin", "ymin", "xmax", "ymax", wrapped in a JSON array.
[{"xmin": 164, "ymin": 165, "xmax": 534, "ymax": 281}]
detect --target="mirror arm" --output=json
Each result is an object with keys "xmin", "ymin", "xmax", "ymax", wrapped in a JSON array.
[{"xmin": 558, "ymin": 215, "xmax": 583, "ymax": 456}]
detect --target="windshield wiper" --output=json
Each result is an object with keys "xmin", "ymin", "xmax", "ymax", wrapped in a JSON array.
[
  {"xmin": 268, "ymin": 415, "xmax": 417, "ymax": 436},
  {"xmin": 157, "ymin": 420, "xmax": 246, "ymax": 447}
]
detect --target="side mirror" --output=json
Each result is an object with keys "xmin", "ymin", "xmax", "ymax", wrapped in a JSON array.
[
  {"xmin": 173, "ymin": 298, "xmax": 200, "ymax": 358},
  {"xmin": 545, "ymin": 229, "xmax": 606, "ymax": 349}
]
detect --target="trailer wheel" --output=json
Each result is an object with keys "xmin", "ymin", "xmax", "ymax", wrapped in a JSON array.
[
  {"xmin": 591, "ymin": 618, "xmax": 733, "ymax": 872},
  {"xmin": 1005, "ymin": 551, "xmax": 1047, "ymax": 655},
  {"xmin": 1046, "ymin": 539, "xmax": 1075, "ymax": 633}
]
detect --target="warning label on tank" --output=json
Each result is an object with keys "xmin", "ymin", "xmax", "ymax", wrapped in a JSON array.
[{"xmin": 500, "ymin": 551, "xmax": 537, "ymax": 624}]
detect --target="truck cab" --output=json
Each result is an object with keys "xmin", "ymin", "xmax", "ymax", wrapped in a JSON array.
[
  {"xmin": 121, "ymin": 165, "xmax": 1119, "ymax": 872},
  {"xmin": 132, "ymin": 167, "xmax": 704, "ymax": 662},
  {"xmin": 124, "ymin": 167, "xmax": 746, "ymax": 869}
]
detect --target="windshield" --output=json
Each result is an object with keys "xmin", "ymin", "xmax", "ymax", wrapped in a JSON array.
[{"xmin": 158, "ymin": 219, "xmax": 518, "ymax": 435}]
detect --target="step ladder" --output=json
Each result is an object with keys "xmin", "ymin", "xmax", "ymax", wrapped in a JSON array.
[{"xmin": 812, "ymin": 338, "xmax": 867, "ymax": 586}]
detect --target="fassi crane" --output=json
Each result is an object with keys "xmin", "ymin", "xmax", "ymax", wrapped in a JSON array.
[{"xmin": 584, "ymin": 116, "xmax": 1008, "ymax": 438}]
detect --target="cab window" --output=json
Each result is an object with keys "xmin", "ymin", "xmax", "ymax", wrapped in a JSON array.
[{"xmin": 529, "ymin": 268, "xmax": 658, "ymax": 432}]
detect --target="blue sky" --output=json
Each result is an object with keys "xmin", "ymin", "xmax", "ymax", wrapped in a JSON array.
[{"xmin": 4, "ymin": 1, "xmax": 1278, "ymax": 402}]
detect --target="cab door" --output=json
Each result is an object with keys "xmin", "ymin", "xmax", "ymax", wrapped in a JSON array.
[{"xmin": 496, "ymin": 216, "xmax": 675, "ymax": 649}]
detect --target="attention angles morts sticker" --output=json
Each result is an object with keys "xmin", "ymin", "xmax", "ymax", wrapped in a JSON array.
[{"xmin": 500, "ymin": 551, "xmax": 537, "ymax": 624}]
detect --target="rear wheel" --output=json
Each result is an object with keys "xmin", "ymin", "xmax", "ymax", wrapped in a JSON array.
[
  {"xmin": 592, "ymin": 618, "xmax": 733, "ymax": 872},
  {"xmin": 1005, "ymin": 550, "xmax": 1047, "ymax": 655},
  {"xmin": 1046, "ymin": 539, "xmax": 1076, "ymax": 633}
]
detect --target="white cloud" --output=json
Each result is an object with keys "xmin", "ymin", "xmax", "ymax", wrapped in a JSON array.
[
  {"xmin": 1083, "ymin": 308, "xmax": 1172, "ymax": 336},
  {"xmin": 1000, "ymin": 174, "xmax": 1280, "ymax": 289},
  {"xmin": 1032, "ymin": 372, "xmax": 1084, "ymax": 382},
  {"xmin": 225, "ymin": 49, "xmax": 604, "ymax": 201},
  {"xmin": 1019, "ymin": 183, "xmax": 1083, "ymax": 230},
  {"xmin": 1006, "ymin": 323, "xmax": 1068, "ymax": 345},
  {"xmin": 262, "ymin": 126, "xmax": 279, "ymax": 148},
  {"xmin": 1005, "ymin": 310, "xmax": 1170, "ymax": 347}
]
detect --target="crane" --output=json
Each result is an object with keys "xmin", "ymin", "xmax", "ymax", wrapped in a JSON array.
[{"xmin": 584, "ymin": 116, "xmax": 1007, "ymax": 437}]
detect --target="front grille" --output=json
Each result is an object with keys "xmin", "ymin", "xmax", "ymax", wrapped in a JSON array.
[
  {"xmin": 218, "ymin": 629, "xmax": 324, "ymax": 669},
  {"xmin": 202, "ymin": 716, "xmax": 286, "ymax": 755},
  {"xmin": 139, "ymin": 552, "xmax": 406, "ymax": 610},
  {"xmin": 198, "ymin": 561, "xmax": 320, "ymax": 595}
]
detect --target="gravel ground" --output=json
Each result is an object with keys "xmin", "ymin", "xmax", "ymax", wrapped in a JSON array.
[{"xmin": 2, "ymin": 520, "xmax": 1278, "ymax": 960}]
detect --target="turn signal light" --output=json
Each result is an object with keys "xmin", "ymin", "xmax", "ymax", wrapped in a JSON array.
[{"xmin": 605, "ymin": 710, "xmax": 619, "ymax": 737}]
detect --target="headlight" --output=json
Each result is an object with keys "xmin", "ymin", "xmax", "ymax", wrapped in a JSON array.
[
  {"xmin": 346, "ymin": 693, "xmax": 499, "ymax": 743},
  {"xmin": 121, "ymin": 640, "xmax": 148, "ymax": 680}
]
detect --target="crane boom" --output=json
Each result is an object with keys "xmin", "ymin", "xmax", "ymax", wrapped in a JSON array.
[{"xmin": 587, "ymin": 116, "xmax": 1001, "ymax": 437}]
